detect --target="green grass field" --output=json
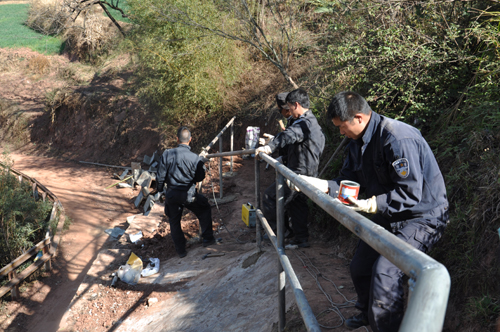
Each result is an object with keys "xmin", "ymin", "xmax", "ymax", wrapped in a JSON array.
[{"xmin": 0, "ymin": 4, "xmax": 64, "ymax": 55}]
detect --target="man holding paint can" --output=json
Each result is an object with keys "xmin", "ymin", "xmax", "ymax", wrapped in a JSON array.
[{"xmin": 292, "ymin": 91, "xmax": 449, "ymax": 332}]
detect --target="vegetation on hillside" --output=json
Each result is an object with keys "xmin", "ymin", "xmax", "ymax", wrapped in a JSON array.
[
  {"xmin": 125, "ymin": 0, "xmax": 250, "ymax": 124},
  {"xmin": 0, "ymin": 156, "xmax": 53, "ymax": 269}
]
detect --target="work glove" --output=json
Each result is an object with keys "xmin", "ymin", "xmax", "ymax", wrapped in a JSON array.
[
  {"xmin": 286, "ymin": 175, "xmax": 329, "ymax": 193},
  {"xmin": 255, "ymin": 145, "xmax": 272, "ymax": 160},
  {"xmin": 259, "ymin": 133, "xmax": 274, "ymax": 146},
  {"xmin": 200, "ymin": 156, "xmax": 210, "ymax": 163},
  {"xmin": 347, "ymin": 196, "xmax": 378, "ymax": 214}
]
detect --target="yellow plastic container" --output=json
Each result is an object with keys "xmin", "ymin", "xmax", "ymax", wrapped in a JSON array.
[{"xmin": 242, "ymin": 203, "xmax": 256, "ymax": 227}]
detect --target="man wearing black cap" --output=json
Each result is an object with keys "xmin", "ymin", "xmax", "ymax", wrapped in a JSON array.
[
  {"xmin": 257, "ymin": 88, "xmax": 325, "ymax": 247},
  {"xmin": 155, "ymin": 127, "xmax": 216, "ymax": 258},
  {"xmin": 275, "ymin": 92, "xmax": 294, "ymax": 131}
]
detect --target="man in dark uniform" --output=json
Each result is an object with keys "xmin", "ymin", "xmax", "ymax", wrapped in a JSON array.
[
  {"xmin": 293, "ymin": 91, "xmax": 449, "ymax": 331},
  {"xmin": 155, "ymin": 127, "xmax": 216, "ymax": 258},
  {"xmin": 256, "ymin": 88, "xmax": 325, "ymax": 248}
]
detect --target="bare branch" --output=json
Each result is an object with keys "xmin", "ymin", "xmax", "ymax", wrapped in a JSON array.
[{"xmin": 153, "ymin": 0, "xmax": 301, "ymax": 89}]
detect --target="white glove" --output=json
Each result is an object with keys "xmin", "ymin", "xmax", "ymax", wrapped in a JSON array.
[
  {"xmin": 286, "ymin": 179, "xmax": 299, "ymax": 191},
  {"xmin": 259, "ymin": 133, "xmax": 274, "ymax": 146},
  {"xmin": 255, "ymin": 145, "xmax": 272, "ymax": 160},
  {"xmin": 347, "ymin": 196, "xmax": 378, "ymax": 214},
  {"xmin": 287, "ymin": 175, "xmax": 329, "ymax": 193}
]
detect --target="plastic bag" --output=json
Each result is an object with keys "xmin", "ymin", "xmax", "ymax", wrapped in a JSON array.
[
  {"xmin": 129, "ymin": 231, "xmax": 143, "ymax": 244},
  {"xmin": 245, "ymin": 127, "xmax": 260, "ymax": 157},
  {"xmin": 117, "ymin": 252, "xmax": 143, "ymax": 285},
  {"xmin": 141, "ymin": 258, "xmax": 160, "ymax": 277}
]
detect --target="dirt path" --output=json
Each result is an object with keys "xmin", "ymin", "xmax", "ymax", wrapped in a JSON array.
[
  {"xmin": 0, "ymin": 150, "xmax": 365, "ymax": 332},
  {"xmin": 1, "ymin": 151, "xmax": 137, "ymax": 332}
]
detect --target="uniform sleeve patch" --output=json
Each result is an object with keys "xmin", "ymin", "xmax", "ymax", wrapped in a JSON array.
[{"xmin": 392, "ymin": 158, "xmax": 410, "ymax": 178}]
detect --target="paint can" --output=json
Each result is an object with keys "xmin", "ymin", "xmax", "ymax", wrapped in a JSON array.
[{"xmin": 338, "ymin": 180, "xmax": 360, "ymax": 204}]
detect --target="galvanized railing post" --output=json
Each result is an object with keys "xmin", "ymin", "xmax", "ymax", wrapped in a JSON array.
[
  {"xmin": 255, "ymin": 156, "xmax": 262, "ymax": 251},
  {"xmin": 276, "ymin": 171, "xmax": 286, "ymax": 331},
  {"xmin": 219, "ymin": 135, "xmax": 223, "ymax": 199}
]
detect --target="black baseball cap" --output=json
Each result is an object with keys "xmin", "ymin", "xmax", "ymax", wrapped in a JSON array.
[{"xmin": 275, "ymin": 92, "xmax": 289, "ymax": 109}]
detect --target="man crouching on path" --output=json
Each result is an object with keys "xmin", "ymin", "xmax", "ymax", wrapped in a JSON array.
[
  {"xmin": 155, "ymin": 126, "xmax": 216, "ymax": 258},
  {"xmin": 293, "ymin": 91, "xmax": 449, "ymax": 331}
]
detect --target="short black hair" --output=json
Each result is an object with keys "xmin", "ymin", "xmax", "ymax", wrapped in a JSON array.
[
  {"xmin": 177, "ymin": 126, "xmax": 191, "ymax": 143},
  {"xmin": 327, "ymin": 91, "xmax": 371, "ymax": 121},
  {"xmin": 286, "ymin": 88, "xmax": 310, "ymax": 109}
]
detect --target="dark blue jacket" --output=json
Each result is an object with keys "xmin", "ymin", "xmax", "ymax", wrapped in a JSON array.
[
  {"xmin": 278, "ymin": 116, "xmax": 296, "ymax": 165},
  {"xmin": 156, "ymin": 144, "xmax": 205, "ymax": 194},
  {"xmin": 268, "ymin": 110, "xmax": 325, "ymax": 176},
  {"xmin": 328, "ymin": 111, "xmax": 448, "ymax": 223}
]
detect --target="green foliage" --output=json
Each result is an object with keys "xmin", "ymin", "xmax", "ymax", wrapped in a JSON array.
[
  {"xmin": 126, "ymin": 0, "xmax": 249, "ymax": 124},
  {"xmin": 0, "ymin": 169, "xmax": 52, "ymax": 268},
  {"xmin": 466, "ymin": 295, "xmax": 500, "ymax": 327},
  {"xmin": 0, "ymin": 4, "xmax": 64, "ymax": 55},
  {"xmin": 314, "ymin": 1, "xmax": 500, "ymax": 127}
]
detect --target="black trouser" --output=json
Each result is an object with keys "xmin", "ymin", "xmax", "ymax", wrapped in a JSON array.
[
  {"xmin": 350, "ymin": 215, "xmax": 447, "ymax": 332},
  {"xmin": 164, "ymin": 189, "xmax": 214, "ymax": 254},
  {"xmin": 262, "ymin": 181, "xmax": 309, "ymax": 240}
]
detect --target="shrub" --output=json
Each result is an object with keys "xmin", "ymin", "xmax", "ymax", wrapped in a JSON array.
[
  {"xmin": 126, "ymin": 0, "xmax": 250, "ymax": 125},
  {"xmin": 27, "ymin": 0, "xmax": 126, "ymax": 61},
  {"xmin": 27, "ymin": 0, "xmax": 70, "ymax": 36},
  {"xmin": 0, "ymin": 168, "xmax": 53, "ymax": 268},
  {"xmin": 28, "ymin": 55, "xmax": 51, "ymax": 74}
]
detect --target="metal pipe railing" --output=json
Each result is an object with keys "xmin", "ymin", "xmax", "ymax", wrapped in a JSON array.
[
  {"xmin": 276, "ymin": 171, "xmax": 286, "ymax": 330},
  {"xmin": 201, "ymin": 116, "xmax": 236, "ymax": 199},
  {"xmin": 255, "ymin": 156, "xmax": 262, "ymax": 251},
  {"xmin": 206, "ymin": 148, "xmax": 255, "ymax": 159},
  {"xmin": 259, "ymin": 153, "xmax": 450, "ymax": 332}
]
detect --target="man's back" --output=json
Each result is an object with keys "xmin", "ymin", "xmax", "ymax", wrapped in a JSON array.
[
  {"xmin": 281, "ymin": 111, "xmax": 325, "ymax": 176},
  {"xmin": 157, "ymin": 144, "xmax": 205, "ymax": 192}
]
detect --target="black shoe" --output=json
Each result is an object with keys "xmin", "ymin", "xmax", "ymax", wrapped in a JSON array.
[
  {"xmin": 178, "ymin": 251, "xmax": 187, "ymax": 258},
  {"xmin": 288, "ymin": 238, "xmax": 310, "ymax": 248},
  {"xmin": 202, "ymin": 238, "xmax": 216, "ymax": 247},
  {"xmin": 345, "ymin": 312, "xmax": 369, "ymax": 329}
]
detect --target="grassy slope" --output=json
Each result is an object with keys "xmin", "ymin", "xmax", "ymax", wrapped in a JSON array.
[{"xmin": 0, "ymin": 4, "xmax": 63, "ymax": 54}]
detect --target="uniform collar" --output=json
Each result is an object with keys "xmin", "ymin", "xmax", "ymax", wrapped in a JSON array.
[
  {"xmin": 361, "ymin": 111, "xmax": 380, "ymax": 146},
  {"xmin": 177, "ymin": 144, "xmax": 191, "ymax": 150}
]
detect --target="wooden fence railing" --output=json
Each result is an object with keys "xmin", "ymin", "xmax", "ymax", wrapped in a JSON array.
[{"xmin": 0, "ymin": 162, "xmax": 65, "ymax": 300}]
